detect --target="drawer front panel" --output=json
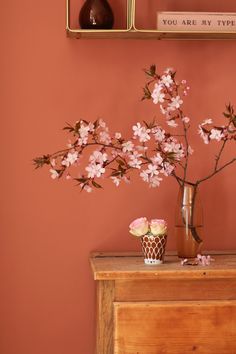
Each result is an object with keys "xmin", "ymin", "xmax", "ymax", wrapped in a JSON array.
[
  {"xmin": 115, "ymin": 278, "xmax": 236, "ymax": 301},
  {"xmin": 114, "ymin": 300, "xmax": 236, "ymax": 354}
]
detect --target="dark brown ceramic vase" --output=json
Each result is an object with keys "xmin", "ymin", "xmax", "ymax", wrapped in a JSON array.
[
  {"xmin": 140, "ymin": 234, "xmax": 168, "ymax": 265},
  {"xmin": 79, "ymin": 0, "xmax": 114, "ymax": 29}
]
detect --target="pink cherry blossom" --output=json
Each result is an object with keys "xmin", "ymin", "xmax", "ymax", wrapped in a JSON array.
[
  {"xmin": 79, "ymin": 123, "xmax": 90, "ymax": 138},
  {"xmin": 160, "ymin": 105, "xmax": 166, "ymax": 115},
  {"xmin": 140, "ymin": 168, "xmax": 162, "ymax": 186},
  {"xmin": 161, "ymin": 74, "xmax": 173, "ymax": 88},
  {"xmin": 61, "ymin": 152, "xmax": 78, "ymax": 167},
  {"xmin": 182, "ymin": 116, "xmax": 190, "ymax": 124},
  {"xmin": 170, "ymin": 95, "xmax": 183, "ymax": 109},
  {"xmin": 149, "ymin": 175, "xmax": 163, "ymax": 188},
  {"xmin": 136, "ymin": 145, "xmax": 148, "ymax": 152},
  {"xmin": 151, "ymin": 83, "xmax": 165, "ymax": 104},
  {"xmin": 163, "ymin": 139, "xmax": 184, "ymax": 160},
  {"xmin": 84, "ymin": 185, "xmax": 92, "ymax": 193},
  {"xmin": 153, "ymin": 127, "xmax": 165, "ymax": 142},
  {"xmin": 115, "ymin": 132, "xmax": 122, "ymax": 139},
  {"xmin": 111, "ymin": 176, "xmax": 120, "ymax": 186},
  {"xmin": 67, "ymin": 141, "xmax": 73, "ymax": 148},
  {"xmin": 50, "ymin": 169, "xmax": 59, "ymax": 179},
  {"xmin": 132, "ymin": 123, "xmax": 150, "ymax": 143},
  {"xmin": 140, "ymin": 170, "xmax": 149, "ymax": 182},
  {"xmin": 146, "ymin": 164, "xmax": 159, "ymax": 177},
  {"xmin": 151, "ymin": 153, "xmax": 163, "ymax": 165},
  {"xmin": 138, "ymin": 129, "xmax": 151, "ymax": 143},
  {"xmin": 161, "ymin": 162, "xmax": 175, "ymax": 176},
  {"xmin": 167, "ymin": 119, "xmax": 178, "ymax": 128},
  {"xmin": 188, "ymin": 145, "xmax": 194, "ymax": 155},
  {"xmin": 164, "ymin": 67, "xmax": 174, "ymax": 74},
  {"xmin": 122, "ymin": 141, "xmax": 134, "ymax": 153},
  {"xmin": 197, "ymin": 254, "xmax": 214, "ymax": 266},
  {"xmin": 78, "ymin": 136, "xmax": 88, "ymax": 146},
  {"xmin": 89, "ymin": 151, "xmax": 108, "ymax": 164},
  {"xmin": 132, "ymin": 122, "xmax": 142, "ymax": 137},
  {"xmin": 122, "ymin": 176, "xmax": 130, "ymax": 184},
  {"xmin": 85, "ymin": 163, "xmax": 105, "ymax": 178},
  {"xmin": 99, "ymin": 130, "xmax": 111, "ymax": 144},
  {"xmin": 128, "ymin": 151, "xmax": 142, "ymax": 169},
  {"xmin": 98, "ymin": 119, "xmax": 106, "ymax": 128},
  {"xmin": 201, "ymin": 118, "xmax": 213, "ymax": 126},
  {"xmin": 209, "ymin": 128, "xmax": 224, "ymax": 141},
  {"xmin": 198, "ymin": 126, "xmax": 209, "ymax": 144}
]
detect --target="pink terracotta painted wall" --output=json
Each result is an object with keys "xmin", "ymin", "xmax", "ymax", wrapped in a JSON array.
[{"xmin": 1, "ymin": 0, "xmax": 236, "ymax": 353}]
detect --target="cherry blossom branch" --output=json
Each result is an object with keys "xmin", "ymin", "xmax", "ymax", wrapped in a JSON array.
[
  {"xmin": 214, "ymin": 139, "xmax": 227, "ymax": 171},
  {"xmin": 34, "ymin": 142, "xmax": 122, "ymax": 166},
  {"xmin": 171, "ymin": 171, "xmax": 183, "ymax": 186},
  {"xmin": 33, "ymin": 66, "xmax": 236, "ymax": 193},
  {"xmin": 196, "ymin": 157, "xmax": 236, "ymax": 185},
  {"xmin": 181, "ymin": 114, "xmax": 189, "ymax": 185},
  {"xmin": 171, "ymin": 171, "xmax": 195, "ymax": 186}
]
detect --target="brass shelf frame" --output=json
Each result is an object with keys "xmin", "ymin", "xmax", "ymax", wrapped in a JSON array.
[{"xmin": 66, "ymin": 0, "xmax": 236, "ymax": 40}]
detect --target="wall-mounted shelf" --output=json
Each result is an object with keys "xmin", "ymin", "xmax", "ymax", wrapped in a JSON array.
[{"xmin": 66, "ymin": 0, "xmax": 236, "ymax": 40}]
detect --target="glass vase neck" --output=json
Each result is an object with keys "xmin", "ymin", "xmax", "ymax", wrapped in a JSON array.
[{"xmin": 181, "ymin": 183, "xmax": 198, "ymax": 206}]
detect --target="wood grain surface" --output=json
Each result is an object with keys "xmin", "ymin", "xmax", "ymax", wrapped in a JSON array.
[
  {"xmin": 114, "ymin": 301, "xmax": 236, "ymax": 354},
  {"xmin": 90, "ymin": 253, "xmax": 236, "ymax": 354}
]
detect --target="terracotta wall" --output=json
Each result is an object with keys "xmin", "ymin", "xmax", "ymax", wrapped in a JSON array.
[{"xmin": 1, "ymin": 0, "xmax": 236, "ymax": 353}]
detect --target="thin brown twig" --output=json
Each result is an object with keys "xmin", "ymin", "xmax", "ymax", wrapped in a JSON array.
[{"xmin": 197, "ymin": 157, "xmax": 236, "ymax": 185}]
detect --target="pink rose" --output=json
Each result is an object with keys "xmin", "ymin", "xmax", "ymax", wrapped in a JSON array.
[
  {"xmin": 150, "ymin": 219, "xmax": 167, "ymax": 236},
  {"xmin": 129, "ymin": 217, "xmax": 149, "ymax": 237}
]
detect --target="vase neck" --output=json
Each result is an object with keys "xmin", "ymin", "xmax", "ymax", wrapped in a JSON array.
[{"xmin": 181, "ymin": 183, "xmax": 198, "ymax": 205}]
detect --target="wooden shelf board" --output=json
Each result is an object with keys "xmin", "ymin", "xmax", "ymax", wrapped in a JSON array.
[{"xmin": 66, "ymin": 28, "xmax": 236, "ymax": 40}]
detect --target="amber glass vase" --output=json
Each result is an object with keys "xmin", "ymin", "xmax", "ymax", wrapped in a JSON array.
[
  {"xmin": 79, "ymin": 0, "xmax": 114, "ymax": 29},
  {"xmin": 175, "ymin": 183, "xmax": 204, "ymax": 258}
]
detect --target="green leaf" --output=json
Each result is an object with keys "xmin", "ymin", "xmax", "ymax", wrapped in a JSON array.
[
  {"xmin": 93, "ymin": 119, "xmax": 99, "ymax": 129},
  {"xmin": 232, "ymin": 117, "xmax": 236, "ymax": 128},
  {"xmin": 33, "ymin": 155, "xmax": 51, "ymax": 168},
  {"xmin": 92, "ymin": 180, "xmax": 102, "ymax": 189},
  {"xmin": 74, "ymin": 121, "xmax": 82, "ymax": 133},
  {"xmin": 143, "ymin": 65, "xmax": 156, "ymax": 78},
  {"xmin": 116, "ymin": 159, "xmax": 125, "ymax": 166},
  {"xmin": 141, "ymin": 156, "xmax": 151, "ymax": 163},
  {"xmin": 63, "ymin": 122, "xmax": 76, "ymax": 134},
  {"xmin": 111, "ymin": 171, "xmax": 121, "ymax": 177},
  {"xmin": 75, "ymin": 177, "xmax": 88, "ymax": 183},
  {"xmin": 142, "ymin": 86, "xmax": 151, "ymax": 101},
  {"xmin": 143, "ymin": 119, "xmax": 156, "ymax": 129},
  {"xmin": 150, "ymin": 64, "xmax": 156, "ymax": 76},
  {"xmin": 201, "ymin": 126, "xmax": 209, "ymax": 134}
]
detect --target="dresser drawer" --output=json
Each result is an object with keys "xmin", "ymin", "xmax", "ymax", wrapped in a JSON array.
[{"xmin": 114, "ymin": 300, "xmax": 236, "ymax": 354}]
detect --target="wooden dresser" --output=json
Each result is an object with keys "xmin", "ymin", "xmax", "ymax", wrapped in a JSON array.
[{"xmin": 90, "ymin": 252, "xmax": 236, "ymax": 354}]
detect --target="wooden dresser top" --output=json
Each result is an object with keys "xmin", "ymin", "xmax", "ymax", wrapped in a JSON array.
[{"xmin": 90, "ymin": 251, "xmax": 236, "ymax": 280}]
